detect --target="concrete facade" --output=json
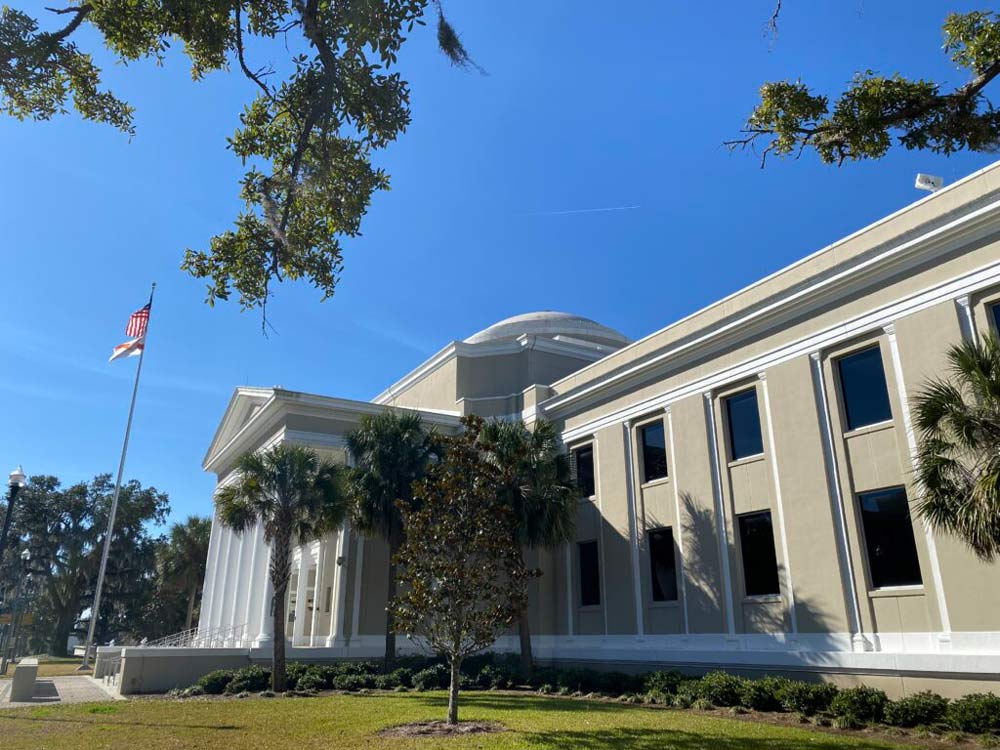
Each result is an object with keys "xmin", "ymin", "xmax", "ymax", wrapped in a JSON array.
[{"xmin": 192, "ymin": 161, "xmax": 1000, "ymax": 697}]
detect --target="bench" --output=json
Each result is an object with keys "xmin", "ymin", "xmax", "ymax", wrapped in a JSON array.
[{"xmin": 10, "ymin": 658, "xmax": 38, "ymax": 702}]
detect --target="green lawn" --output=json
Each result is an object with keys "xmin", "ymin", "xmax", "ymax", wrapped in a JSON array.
[
  {"xmin": 0, "ymin": 656, "xmax": 90, "ymax": 680},
  {"xmin": 0, "ymin": 691, "xmax": 924, "ymax": 750}
]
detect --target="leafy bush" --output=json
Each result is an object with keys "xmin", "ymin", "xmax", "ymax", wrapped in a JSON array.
[
  {"xmin": 412, "ymin": 663, "xmax": 451, "ymax": 691},
  {"xmin": 830, "ymin": 685, "xmax": 888, "ymax": 724},
  {"xmin": 740, "ymin": 676, "xmax": 790, "ymax": 712},
  {"xmin": 296, "ymin": 672, "xmax": 326, "ymax": 692},
  {"xmin": 182, "ymin": 685, "xmax": 205, "ymax": 697},
  {"xmin": 331, "ymin": 673, "xmax": 373, "ymax": 691},
  {"xmin": 884, "ymin": 691, "xmax": 949, "ymax": 727},
  {"xmin": 644, "ymin": 670, "xmax": 684, "ymax": 698},
  {"xmin": 693, "ymin": 671, "xmax": 748, "ymax": 707},
  {"xmin": 285, "ymin": 662, "xmax": 310, "ymax": 690},
  {"xmin": 946, "ymin": 693, "xmax": 1000, "ymax": 734},
  {"xmin": 777, "ymin": 681, "xmax": 839, "ymax": 715},
  {"xmin": 224, "ymin": 665, "xmax": 271, "ymax": 694},
  {"xmin": 197, "ymin": 669, "xmax": 235, "ymax": 695},
  {"xmin": 476, "ymin": 663, "xmax": 515, "ymax": 690}
]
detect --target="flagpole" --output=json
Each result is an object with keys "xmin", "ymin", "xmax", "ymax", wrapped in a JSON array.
[{"xmin": 80, "ymin": 283, "xmax": 156, "ymax": 670}]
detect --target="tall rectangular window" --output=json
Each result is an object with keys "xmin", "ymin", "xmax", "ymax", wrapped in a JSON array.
[
  {"xmin": 647, "ymin": 527, "xmax": 678, "ymax": 602},
  {"xmin": 991, "ymin": 302, "xmax": 1000, "ymax": 335},
  {"xmin": 737, "ymin": 511, "xmax": 780, "ymax": 597},
  {"xmin": 725, "ymin": 389, "xmax": 764, "ymax": 460},
  {"xmin": 858, "ymin": 487, "xmax": 923, "ymax": 588},
  {"xmin": 837, "ymin": 346, "xmax": 893, "ymax": 430},
  {"xmin": 639, "ymin": 421, "xmax": 668, "ymax": 482},
  {"xmin": 578, "ymin": 540, "xmax": 601, "ymax": 607},
  {"xmin": 573, "ymin": 445, "xmax": 595, "ymax": 498}
]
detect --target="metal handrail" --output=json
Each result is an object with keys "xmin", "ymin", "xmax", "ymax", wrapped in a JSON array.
[{"xmin": 138, "ymin": 622, "xmax": 248, "ymax": 649}]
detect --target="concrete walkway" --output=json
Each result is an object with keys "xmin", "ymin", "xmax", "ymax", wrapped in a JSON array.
[{"xmin": 0, "ymin": 676, "xmax": 121, "ymax": 708}]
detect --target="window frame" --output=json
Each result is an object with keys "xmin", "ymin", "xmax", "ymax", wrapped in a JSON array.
[
  {"xmin": 723, "ymin": 387, "xmax": 765, "ymax": 462},
  {"xmin": 646, "ymin": 526, "xmax": 679, "ymax": 603},
  {"xmin": 856, "ymin": 486, "xmax": 923, "ymax": 591},
  {"xmin": 577, "ymin": 539, "xmax": 601, "ymax": 608},
  {"xmin": 736, "ymin": 510, "xmax": 781, "ymax": 599},
  {"xmin": 571, "ymin": 442, "xmax": 596, "ymax": 500},
  {"xmin": 835, "ymin": 344, "xmax": 894, "ymax": 433},
  {"xmin": 636, "ymin": 417, "xmax": 669, "ymax": 484}
]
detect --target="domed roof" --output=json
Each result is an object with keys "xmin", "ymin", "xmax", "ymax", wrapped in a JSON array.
[{"xmin": 464, "ymin": 311, "xmax": 629, "ymax": 348}]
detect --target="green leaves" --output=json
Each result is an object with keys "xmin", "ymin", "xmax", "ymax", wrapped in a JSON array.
[
  {"xmin": 1, "ymin": 0, "xmax": 477, "ymax": 318},
  {"xmin": 732, "ymin": 11, "xmax": 1000, "ymax": 165}
]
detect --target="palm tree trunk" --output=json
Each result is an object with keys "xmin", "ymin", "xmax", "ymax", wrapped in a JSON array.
[
  {"xmin": 271, "ymin": 531, "xmax": 291, "ymax": 693},
  {"xmin": 272, "ymin": 581, "xmax": 287, "ymax": 692},
  {"xmin": 447, "ymin": 654, "xmax": 462, "ymax": 725},
  {"xmin": 517, "ymin": 612, "xmax": 533, "ymax": 675},
  {"xmin": 384, "ymin": 548, "xmax": 397, "ymax": 663},
  {"xmin": 184, "ymin": 585, "xmax": 197, "ymax": 632}
]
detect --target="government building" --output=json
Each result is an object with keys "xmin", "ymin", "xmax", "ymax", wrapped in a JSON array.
[{"xmin": 183, "ymin": 162, "xmax": 1000, "ymax": 698}]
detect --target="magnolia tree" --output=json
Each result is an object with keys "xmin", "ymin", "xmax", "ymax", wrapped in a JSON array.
[{"xmin": 391, "ymin": 416, "xmax": 531, "ymax": 725}]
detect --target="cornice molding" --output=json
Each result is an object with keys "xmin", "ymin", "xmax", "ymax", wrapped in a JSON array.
[{"xmin": 546, "ymin": 196, "xmax": 1000, "ymax": 420}]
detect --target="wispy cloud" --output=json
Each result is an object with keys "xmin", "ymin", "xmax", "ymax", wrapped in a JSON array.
[{"xmin": 516, "ymin": 204, "xmax": 641, "ymax": 217}]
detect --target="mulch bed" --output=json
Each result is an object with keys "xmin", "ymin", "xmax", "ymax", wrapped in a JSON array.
[{"xmin": 379, "ymin": 720, "xmax": 505, "ymax": 738}]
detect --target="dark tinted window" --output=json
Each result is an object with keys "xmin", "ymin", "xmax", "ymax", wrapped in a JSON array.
[
  {"xmin": 578, "ymin": 540, "xmax": 601, "ymax": 607},
  {"xmin": 738, "ymin": 511, "xmax": 780, "ymax": 597},
  {"xmin": 639, "ymin": 421, "xmax": 668, "ymax": 482},
  {"xmin": 858, "ymin": 487, "xmax": 922, "ymax": 588},
  {"xmin": 991, "ymin": 303, "xmax": 1000, "ymax": 335},
  {"xmin": 647, "ymin": 527, "xmax": 678, "ymax": 602},
  {"xmin": 573, "ymin": 446, "xmax": 595, "ymax": 498},
  {"xmin": 725, "ymin": 389, "xmax": 764, "ymax": 460},
  {"xmin": 837, "ymin": 347, "xmax": 892, "ymax": 430}
]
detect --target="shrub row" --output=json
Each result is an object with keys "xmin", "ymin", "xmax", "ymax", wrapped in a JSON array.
[{"xmin": 191, "ymin": 658, "xmax": 1000, "ymax": 736}]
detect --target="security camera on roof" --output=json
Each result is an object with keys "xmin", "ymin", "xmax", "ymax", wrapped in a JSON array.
[{"xmin": 915, "ymin": 173, "xmax": 944, "ymax": 193}]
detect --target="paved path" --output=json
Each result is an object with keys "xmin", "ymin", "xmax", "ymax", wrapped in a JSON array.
[{"xmin": 0, "ymin": 676, "xmax": 120, "ymax": 708}]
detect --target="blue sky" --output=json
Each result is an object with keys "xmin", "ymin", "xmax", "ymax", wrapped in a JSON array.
[{"xmin": 1, "ymin": 1, "xmax": 995, "ymax": 530}]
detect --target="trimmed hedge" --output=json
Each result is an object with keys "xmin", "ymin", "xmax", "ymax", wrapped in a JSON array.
[
  {"xmin": 884, "ymin": 691, "xmax": 949, "ymax": 728},
  {"xmin": 946, "ymin": 693, "xmax": 1000, "ymax": 734},
  {"xmin": 830, "ymin": 686, "xmax": 889, "ymax": 724},
  {"xmin": 183, "ymin": 655, "xmax": 1000, "ymax": 738}
]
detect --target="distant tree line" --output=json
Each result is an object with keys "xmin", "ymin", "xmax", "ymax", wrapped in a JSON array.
[{"xmin": 0, "ymin": 473, "xmax": 209, "ymax": 657}]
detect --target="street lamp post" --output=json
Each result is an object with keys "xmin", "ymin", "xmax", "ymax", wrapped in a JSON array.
[
  {"xmin": 0, "ymin": 549, "xmax": 30, "ymax": 674},
  {"xmin": 0, "ymin": 466, "xmax": 27, "ymax": 568}
]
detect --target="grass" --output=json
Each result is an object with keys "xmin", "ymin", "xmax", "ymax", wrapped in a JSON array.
[
  {"xmin": 0, "ymin": 655, "xmax": 90, "ymax": 679},
  {"xmin": 0, "ymin": 691, "xmax": 925, "ymax": 750}
]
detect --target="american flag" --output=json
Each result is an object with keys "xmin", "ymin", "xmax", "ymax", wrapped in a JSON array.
[{"xmin": 126, "ymin": 304, "xmax": 151, "ymax": 338}]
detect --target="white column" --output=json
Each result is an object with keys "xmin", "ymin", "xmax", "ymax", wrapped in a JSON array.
[
  {"xmin": 350, "ymin": 536, "xmax": 365, "ymax": 646},
  {"xmin": 703, "ymin": 391, "xmax": 737, "ymax": 638},
  {"xmin": 210, "ymin": 527, "xmax": 233, "ymax": 630},
  {"xmin": 310, "ymin": 538, "xmax": 329, "ymax": 647},
  {"xmin": 955, "ymin": 296, "xmax": 977, "ymax": 340},
  {"xmin": 254, "ymin": 541, "xmax": 274, "ymax": 646},
  {"xmin": 758, "ymin": 373, "xmax": 799, "ymax": 636},
  {"xmin": 622, "ymin": 422, "xmax": 645, "ymax": 637},
  {"xmin": 228, "ymin": 527, "xmax": 250, "ymax": 638},
  {"xmin": 665, "ymin": 406, "xmax": 690, "ymax": 635},
  {"xmin": 292, "ymin": 550, "xmax": 310, "ymax": 645},
  {"xmin": 592, "ymin": 438, "xmax": 609, "ymax": 636},
  {"xmin": 219, "ymin": 528, "xmax": 239, "ymax": 632},
  {"xmin": 564, "ymin": 543, "xmax": 574, "ymax": 636},
  {"xmin": 327, "ymin": 524, "xmax": 351, "ymax": 647},
  {"xmin": 197, "ymin": 512, "xmax": 222, "ymax": 633},
  {"xmin": 809, "ymin": 352, "xmax": 868, "ymax": 651},
  {"xmin": 883, "ymin": 323, "xmax": 952, "ymax": 642},
  {"xmin": 241, "ymin": 522, "xmax": 263, "ymax": 645}
]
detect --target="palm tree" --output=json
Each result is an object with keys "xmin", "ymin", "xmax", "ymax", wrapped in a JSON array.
[
  {"xmin": 478, "ymin": 417, "xmax": 576, "ymax": 673},
  {"xmin": 215, "ymin": 443, "xmax": 346, "ymax": 691},
  {"xmin": 159, "ymin": 516, "xmax": 212, "ymax": 631},
  {"xmin": 914, "ymin": 334, "xmax": 1000, "ymax": 561},
  {"xmin": 346, "ymin": 411, "xmax": 439, "ymax": 662}
]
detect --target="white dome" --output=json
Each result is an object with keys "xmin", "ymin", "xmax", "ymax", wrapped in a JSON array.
[{"xmin": 464, "ymin": 311, "xmax": 629, "ymax": 348}]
